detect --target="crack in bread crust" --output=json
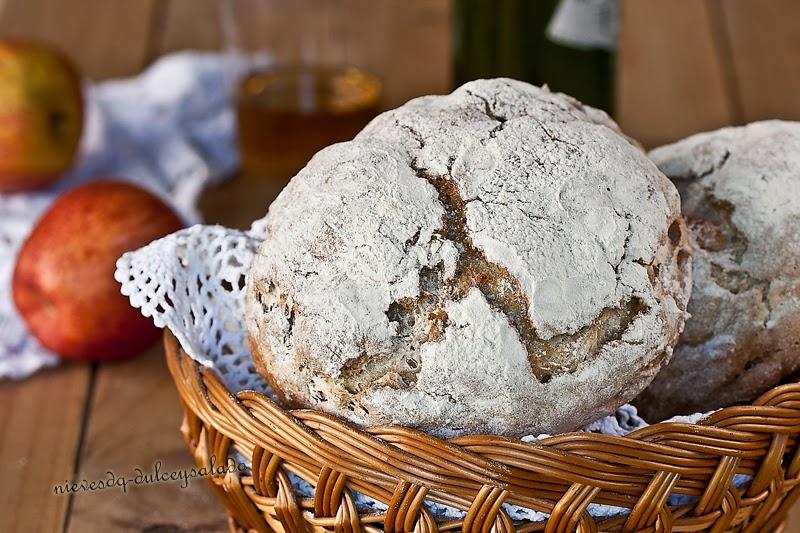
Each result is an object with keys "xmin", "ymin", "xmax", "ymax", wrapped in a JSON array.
[
  {"xmin": 384, "ymin": 152, "xmax": 646, "ymax": 383},
  {"xmin": 379, "ymin": 92, "xmax": 652, "ymax": 383}
]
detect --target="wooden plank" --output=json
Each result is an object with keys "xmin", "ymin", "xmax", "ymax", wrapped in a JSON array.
[
  {"xmin": 0, "ymin": 0, "xmax": 158, "ymax": 530},
  {"xmin": 154, "ymin": 0, "xmax": 224, "ymax": 54},
  {"xmin": 65, "ymin": 344, "xmax": 227, "ymax": 533},
  {"xmin": 615, "ymin": 0, "xmax": 736, "ymax": 148},
  {"xmin": 344, "ymin": 0, "xmax": 453, "ymax": 107},
  {"xmin": 156, "ymin": 0, "xmax": 453, "ymax": 108},
  {"xmin": 715, "ymin": 0, "xmax": 800, "ymax": 123},
  {"xmin": 0, "ymin": 0, "xmax": 226, "ymax": 528},
  {"xmin": 64, "ymin": 169, "xmax": 275, "ymax": 531},
  {"xmin": 200, "ymin": 171, "xmax": 288, "ymax": 229},
  {"xmin": 0, "ymin": 0, "xmax": 158, "ymax": 79},
  {"xmin": 0, "ymin": 363, "xmax": 91, "ymax": 533}
]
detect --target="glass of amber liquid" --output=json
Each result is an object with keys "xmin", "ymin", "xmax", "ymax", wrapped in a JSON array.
[{"xmin": 235, "ymin": 64, "xmax": 381, "ymax": 179}]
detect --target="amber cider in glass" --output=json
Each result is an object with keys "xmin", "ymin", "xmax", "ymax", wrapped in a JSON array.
[{"xmin": 235, "ymin": 64, "xmax": 381, "ymax": 180}]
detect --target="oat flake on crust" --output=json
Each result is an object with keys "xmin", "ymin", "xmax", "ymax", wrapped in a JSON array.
[{"xmin": 246, "ymin": 79, "xmax": 691, "ymax": 437}]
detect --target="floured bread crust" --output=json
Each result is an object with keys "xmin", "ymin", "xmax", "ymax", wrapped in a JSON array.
[
  {"xmin": 246, "ymin": 79, "xmax": 691, "ymax": 437},
  {"xmin": 637, "ymin": 120, "xmax": 800, "ymax": 421}
]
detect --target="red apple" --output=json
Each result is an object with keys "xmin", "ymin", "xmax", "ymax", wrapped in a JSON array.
[
  {"xmin": 13, "ymin": 181, "xmax": 183, "ymax": 361},
  {"xmin": 0, "ymin": 40, "xmax": 83, "ymax": 192}
]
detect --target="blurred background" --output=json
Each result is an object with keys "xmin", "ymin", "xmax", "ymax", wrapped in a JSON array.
[
  {"xmin": 3, "ymin": 0, "xmax": 795, "ymax": 226},
  {"xmin": 1, "ymin": 0, "xmax": 797, "ymax": 146},
  {"xmin": 3, "ymin": 0, "xmax": 798, "ymax": 190}
]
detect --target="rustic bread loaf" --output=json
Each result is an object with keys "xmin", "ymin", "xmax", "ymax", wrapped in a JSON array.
[
  {"xmin": 246, "ymin": 79, "xmax": 691, "ymax": 437},
  {"xmin": 637, "ymin": 120, "xmax": 800, "ymax": 420}
]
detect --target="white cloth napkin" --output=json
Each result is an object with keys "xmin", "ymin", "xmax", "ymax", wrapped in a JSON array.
[
  {"xmin": 547, "ymin": 0, "xmax": 619, "ymax": 51},
  {"xmin": 0, "ymin": 52, "xmax": 243, "ymax": 379}
]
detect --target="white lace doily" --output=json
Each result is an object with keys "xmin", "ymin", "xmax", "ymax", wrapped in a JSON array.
[
  {"xmin": 117, "ymin": 220, "xmax": 270, "ymax": 393},
  {"xmin": 116, "ymin": 215, "xmax": 712, "ymax": 523},
  {"xmin": 0, "ymin": 52, "xmax": 260, "ymax": 379}
]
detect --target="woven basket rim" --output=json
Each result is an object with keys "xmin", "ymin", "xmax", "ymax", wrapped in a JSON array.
[{"xmin": 163, "ymin": 329, "xmax": 800, "ymax": 532}]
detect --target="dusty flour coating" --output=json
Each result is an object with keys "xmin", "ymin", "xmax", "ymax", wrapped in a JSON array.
[
  {"xmin": 247, "ymin": 79, "xmax": 691, "ymax": 436},
  {"xmin": 637, "ymin": 121, "xmax": 800, "ymax": 420}
]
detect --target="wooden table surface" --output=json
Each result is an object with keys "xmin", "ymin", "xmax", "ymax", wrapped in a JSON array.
[{"xmin": 2, "ymin": 0, "xmax": 800, "ymax": 531}]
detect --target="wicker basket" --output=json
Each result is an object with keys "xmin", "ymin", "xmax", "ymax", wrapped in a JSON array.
[{"xmin": 164, "ymin": 330, "xmax": 800, "ymax": 532}]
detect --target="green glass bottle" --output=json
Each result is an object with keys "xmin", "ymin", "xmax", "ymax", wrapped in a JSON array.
[{"xmin": 453, "ymin": 0, "xmax": 613, "ymax": 112}]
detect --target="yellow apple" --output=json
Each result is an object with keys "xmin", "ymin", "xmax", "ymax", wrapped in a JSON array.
[{"xmin": 0, "ymin": 40, "xmax": 83, "ymax": 192}]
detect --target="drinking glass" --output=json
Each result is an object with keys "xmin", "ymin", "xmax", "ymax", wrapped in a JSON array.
[{"xmin": 221, "ymin": 0, "xmax": 382, "ymax": 180}]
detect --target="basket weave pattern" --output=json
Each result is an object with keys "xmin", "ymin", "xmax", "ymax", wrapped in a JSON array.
[{"xmin": 165, "ymin": 331, "xmax": 800, "ymax": 532}]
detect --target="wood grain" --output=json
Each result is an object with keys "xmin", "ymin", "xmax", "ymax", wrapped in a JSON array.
[
  {"xmin": 789, "ymin": 506, "xmax": 800, "ymax": 533},
  {"xmin": 156, "ymin": 0, "xmax": 452, "ymax": 108},
  {"xmin": 154, "ymin": 0, "xmax": 224, "ymax": 55},
  {"xmin": 0, "ymin": 363, "xmax": 90, "ymax": 533},
  {"xmin": 0, "ymin": 0, "xmax": 158, "ymax": 79},
  {"xmin": 65, "ymin": 344, "xmax": 227, "ymax": 533},
  {"xmin": 615, "ymin": 0, "xmax": 736, "ymax": 148},
  {"xmin": 714, "ymin": 0, "xmax": 800, "ymax": 123},
  {"xmin": 199, "ymin": 171, "xmax": 287, "ymax": 229},
  {"xmin": 63, "ymin": 170, "xmax": 283, "ymax": 533},
  {"xmin": 342, "ymin": 0, "xmax": 453, "ymax": 107}
]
